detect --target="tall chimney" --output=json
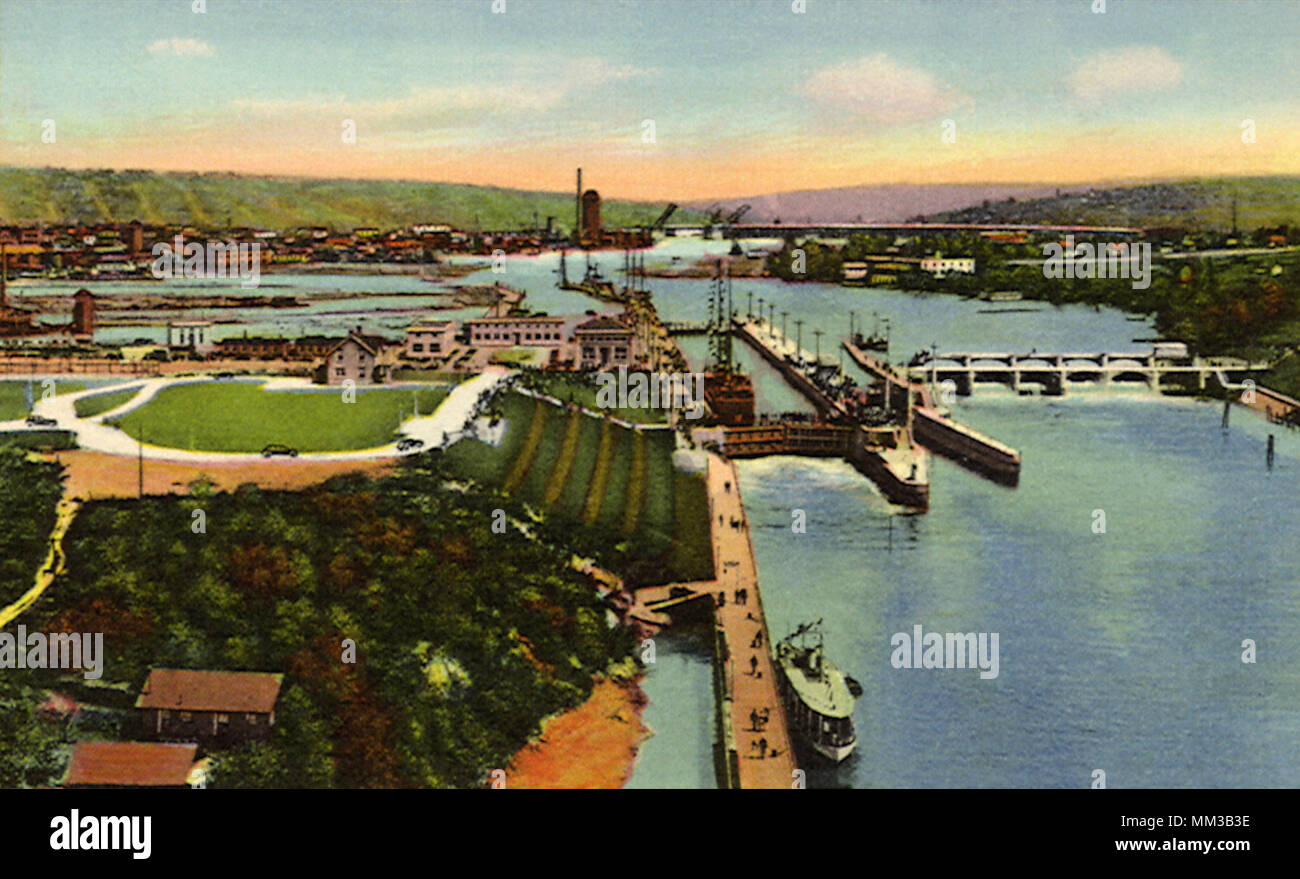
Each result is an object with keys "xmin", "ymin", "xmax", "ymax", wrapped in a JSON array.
[{"xmin": 575, "ymin": 168, "xmax": 582, "ymax": 244}]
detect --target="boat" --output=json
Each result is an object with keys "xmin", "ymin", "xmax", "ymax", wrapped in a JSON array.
[
  {"xmin": 852, "ymin": 314, "xmax": 889, "ymax": 353},
  {"xmin": 775, "ymin": 621, "xmax": 858, "ymax": 763},
  {"xmin": 702, "ymin": 263, "xmax": 755, "ymax": 426},
  {"xmin": 703, "ymin": 370, "xmax": 755, "ymax": 427}
]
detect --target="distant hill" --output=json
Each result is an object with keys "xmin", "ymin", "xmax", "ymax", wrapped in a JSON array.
[
  {"xmin": 0, "ymin": 166, "xmax": 697, "ymax": 232},
  {"xmin": 688, "ymin": 183, "xmax": 1067, "ymax": 224},
  {"xmin": 922, "ymin": 178, "xmax": 1300, "ymax": 231}
]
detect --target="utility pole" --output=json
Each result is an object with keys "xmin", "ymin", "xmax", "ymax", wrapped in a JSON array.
[
  {"xmin": 747, "ymin": 291, "xmax": 753, "ymax": 320},
  {"xmin": 780, "ymin": 310, "xmax": 788, "ymax": 340},
  {"xmin": 814, "ymin": 329, "xmax": 823, "ymax": 365},
  {"xmin": 795, "ymin": 319, "xmax": 803, "ymax": 356},
  {"xmin": 757, "ymin": 298, "xmax": 765, "ymax": 326}
]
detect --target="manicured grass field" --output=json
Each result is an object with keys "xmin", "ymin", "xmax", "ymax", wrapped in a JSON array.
[
  {"xmin": 526, "ymin": 374, "xmax": 667, "ymax": 424},
  {"xmin": 389, "ymin": 369, "xmax": 466, "ymax": 383},
  {"xmin": 110, "ymin": 382, "xmax": 449, "ymax": 452},
  {"xmin": 439, "ymin": 391, "xmax": 713, "ymax": 584},
  {"xmin": 0, "ymin": 380, "xmax": 86, "ymax": 421},
  {"xmin": 74, "ymin": 387, "xmax": 142, "ymax": 418}
]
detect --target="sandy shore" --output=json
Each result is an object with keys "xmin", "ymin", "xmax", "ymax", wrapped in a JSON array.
[{"xmin": 503, "ymin": 676, "xmax": 649, "ymax": 789}]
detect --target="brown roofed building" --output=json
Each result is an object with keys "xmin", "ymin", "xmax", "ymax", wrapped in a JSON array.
[
  {"xmin": 136, "ymin": 669, "xmax": 283, "ymax": 748},
  {"xmin": 62, "ymin": 741, "xmax": 199, "ymax": 789},
  {"xmin": 575, "ymin": 314, "xmax": 635, "ymax": 370},
  {"xmin": 315, "ymin": 329, "xmax": 391, "ymax": 385}
]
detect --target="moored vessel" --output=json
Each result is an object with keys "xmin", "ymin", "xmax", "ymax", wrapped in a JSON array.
[{"xmin": 775, "ymin": 621, "xmax": 859, "ymax": 763}]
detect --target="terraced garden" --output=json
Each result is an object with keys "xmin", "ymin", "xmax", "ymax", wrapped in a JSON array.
[{"xmin": 440, "ymin": 391, "xmax": 712, "ymax": 584}]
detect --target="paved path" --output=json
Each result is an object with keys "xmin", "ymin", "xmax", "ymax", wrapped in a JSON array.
[
  {"xmin": 706, "ymin": 454, "xmax": 798, "ymax": 788},
  {"xmin": 0, "ymin": 492, "xmax": 80, "ymax": 629},
  {"xmin": 11, "ymin": 370, "xmax": 511, "ymax": 464}
]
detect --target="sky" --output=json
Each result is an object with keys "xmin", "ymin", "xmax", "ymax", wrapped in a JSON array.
[{"xmin": 1, "ymin": 0, "xmax": 1298, "ymax": 200}]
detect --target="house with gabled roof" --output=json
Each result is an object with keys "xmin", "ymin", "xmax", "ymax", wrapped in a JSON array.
[
  {"xmin": 136, "ymin": 669, "xmax": 284, "ymax": 748},
  {"xmin": 314, "ymin": 326, "xmax": 390, "ymax": 385},
  {"xmin": 62, "ymin": 741, "xmax": 202, "ymax": 789}
]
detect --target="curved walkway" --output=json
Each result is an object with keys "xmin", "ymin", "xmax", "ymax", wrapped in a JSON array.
[
  {"xmin": 11, "ymin": 369, "xmax": 511, "ymax": 464},
  {"xmin": 0, "ymin": 495, "xmax": 80, "ymax": 629}
]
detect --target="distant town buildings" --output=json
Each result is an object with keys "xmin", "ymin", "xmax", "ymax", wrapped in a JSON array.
[
  {"xmin": 919, "ymin": 253, "xmax": 976, "ymax": 277},
  {"xmin": 581, "ymin": 189, "xmax": 602, "ymax": 244},
  {"xmin": 467, "ymin": 315, "xmax": 567, "ymax": 348},
  {"xmin": 404, "ymin": 321, "xmax": 457, "ymax": 360},
  {"xmin": 71, "ymin": 289, "xmax": 96, "ymax": 337},
  {"xmin": 167, "ymin": 320, "xmax": 214, "ymax": 356}
]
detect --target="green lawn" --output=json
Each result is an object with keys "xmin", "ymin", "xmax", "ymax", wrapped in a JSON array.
[
  {"xmin": 0, "ymin": 380, "xmax": 86, "ymax": 421},
  {"xmin": 437, "ymin": 390, "xmax": 713, "ymax": 584},
  {"xmin": 525, "ymin": 374, "xmax": 668, "ymax": 424},
  {"xmin": 110, "ymin": 383, "xmax": 449, "ymax": 452},
  {"xmin": 389, "ymin": 369, "xmax": 466, "ymax": 383},
  {"xmin": 74, "ymin": 387, "xmax": 142, "ymax": 418}
]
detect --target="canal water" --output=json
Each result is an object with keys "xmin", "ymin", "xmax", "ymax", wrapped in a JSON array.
[{"xmin": 28, "ymin": 243, "xmax": 1300, "ymax": 787}]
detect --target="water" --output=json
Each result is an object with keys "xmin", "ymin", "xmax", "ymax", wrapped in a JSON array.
[
  {"xmin": 740, "ymin": 397, "xmax": 1300, "ymax": 788},
  {"xmin": 624, "ymin": 627, "xmax": 717, "ymax": 790}
]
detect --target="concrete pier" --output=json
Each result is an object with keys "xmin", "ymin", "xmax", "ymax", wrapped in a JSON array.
[
  {"xmin": 845, "ymin": 340, "xmax": 1021, "ymax": 487},
  {"xmin": 707, "ymin": 454, "xmax": 798, "ymax": 788}
]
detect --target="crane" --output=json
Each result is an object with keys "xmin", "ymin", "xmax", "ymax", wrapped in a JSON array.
[
  {"xmin": 724, "ymin": 204, "xmax": 751, "ymax": 225},
  {"xmin": 652, "ymin": 203, "xmax": 678, "ymax": 230}
]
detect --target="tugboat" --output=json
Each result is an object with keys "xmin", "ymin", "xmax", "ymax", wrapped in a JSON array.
[
  {"xmin": 775, "ymin": 621, "xmax": 860, "ymax": 763},
  {"xmin": 702, "ymin": 263, "xmax": 755, "ymax": 426},
  {"xmin": 852, "ymin": 313, "xmax": 890, "ymax": 353}
]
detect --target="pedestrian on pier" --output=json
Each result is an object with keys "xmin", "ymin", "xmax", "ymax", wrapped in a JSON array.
[
  {"xmin": 725, "ymin": 481, "xmax": 731, "ymax": 493},
  {"xmin": 749, "ymin": 709, "xmax": 759, "ymax": 730},
  {"xmin": 758, "ymin": 737, "xmax": 768, "ymax": 759},
  {"xmin": 751, "ymin": 630, "xmax": 763, "ymax": 648},
  {"xmin": 749, "ymin": 655, "xmax": 758, "ymax": 676},
  {"xmin": 717, "ymin": 591, "xmax": 726, "ymax": 607}
]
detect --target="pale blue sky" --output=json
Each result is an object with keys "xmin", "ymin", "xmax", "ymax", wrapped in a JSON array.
[{"xmin": 2, "ymin": 0, "xmax": 1297, "ymax": 197}]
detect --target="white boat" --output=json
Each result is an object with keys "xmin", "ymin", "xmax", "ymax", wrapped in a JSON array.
[{"xmin": 775, "ymin": 621, "xmax": 859, "ymax": 763}]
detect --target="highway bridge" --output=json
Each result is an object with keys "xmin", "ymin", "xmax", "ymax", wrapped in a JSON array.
[{"xmin": 667, "ymin": 221, "xmax": 1146, "ymax": 239}]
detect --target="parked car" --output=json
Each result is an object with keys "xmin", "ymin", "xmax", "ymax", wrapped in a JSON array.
[
  {"xmin": 26, "ymin": 414, "xmax": 57, "ymax": 427},
  {"xmin": 396, "ymin": 438, "xmax": 424, "ymax": 452},
  {"xmin": 261, "ymin": 443, "xmax": 298, "ymax": 458}
]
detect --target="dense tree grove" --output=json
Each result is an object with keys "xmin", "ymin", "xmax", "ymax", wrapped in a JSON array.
[
  {"xmin": 764, "ymin": 234, "xmax": 1300, "ymax": 371},
  {"xmin": 0, "ymin": 449, "xmax": 64, "ymax": 605},
  {"xmin": 38, "ymin": 457, "xmax": 636, "ymax": 788}
]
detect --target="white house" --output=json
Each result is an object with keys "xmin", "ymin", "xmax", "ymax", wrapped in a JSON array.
[
  {"xmin": 167, "ymin": 320, "xmax": 215, "ymax": 356},
  {"xmin": 920, "ymin": 252, "xmax": 976, "ymax": 278}
]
